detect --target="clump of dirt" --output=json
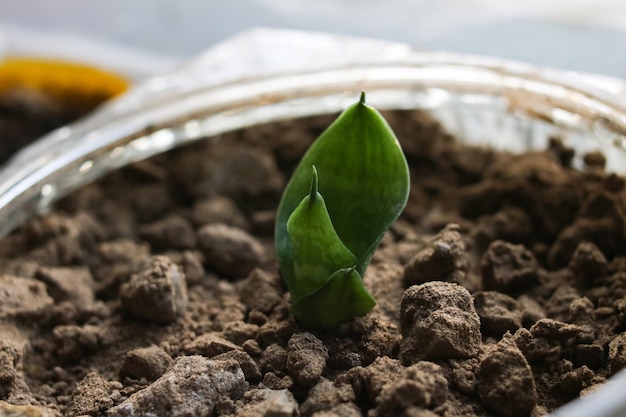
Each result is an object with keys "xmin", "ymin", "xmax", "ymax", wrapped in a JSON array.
[{"xmin": 0, "ymin": 108, "xmax": 625, "ymax": 417}]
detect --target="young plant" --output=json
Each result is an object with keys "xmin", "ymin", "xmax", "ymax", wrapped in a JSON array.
[{"xmin": 275, "ymin": 92, "xmax": 410, "ymax": 329}]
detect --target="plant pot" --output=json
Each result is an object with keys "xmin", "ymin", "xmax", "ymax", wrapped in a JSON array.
[{"xmin": 1, "ymin": 28, "xmax": 626, "ymax": 417}]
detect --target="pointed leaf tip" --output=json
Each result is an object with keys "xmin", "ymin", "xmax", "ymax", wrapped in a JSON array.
[
  {"xmin": 309, "ymin": 165, "xmax": 319, "ymax": 206},
  {"xmin": 359, "ymin": 91, "xmax": 366, "ymax": 105}
]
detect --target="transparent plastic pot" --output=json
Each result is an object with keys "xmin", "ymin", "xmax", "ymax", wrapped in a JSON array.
[{"xmin": 1, "ymin": 28, "xmax": 626, "ymax": 416}]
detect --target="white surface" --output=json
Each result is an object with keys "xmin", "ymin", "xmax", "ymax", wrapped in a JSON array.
[{"xmin": 1, "ymin": 0, "xmax": 626, "ymax": 78}]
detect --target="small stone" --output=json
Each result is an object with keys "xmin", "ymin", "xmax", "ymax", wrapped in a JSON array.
[
  {"xmin": 545, "ymin": 285, "xmax": 581, "ymax": 322},
  {"xmin": 512, "ymin": 328, "xmax": 560, "ymax": 365},
  {"xmin": 257, "ymin": 320, "xmax": 295, "ymax": 347},
  {"xmin": 374, "ymin": 362, "xmax": 448, "ymax": 417},
  {"xmin": 98, "ymin": 239, "xmax": 150, "ymax": 264},
  {"xmin": 207, "ymin": 147, "xmax": 285, "ymax": 198},
  {"xmin": 556, "ymin": 365, "xmax": 595, "ymax": 394},
  {"xmin": 190, "ymin": 196, "xmax": 249, "ymax": 230},
  {"xmin": 339, "ymin": 356, "xmax": 404, "ymax": 402},
  {"xmin": 235, "ymin": 388, "xmax": 298, "ymax": 417},
  {"xmin": 471, "ymin": 207, "xmax": 532, "ymax": 251},
  {"xmin": 446, "ymin": 358, "xmax": 479, "ymax": 395},
  {"xmin": 529, "ymin": 319, "xmax": 585, "ymax": 341},
  {"xmin": 36, "ymin": 266, "xmax": 94, "ymax": 306},
  {"xmin": 177, "ymin": 251, "xmax": 206, "ymax": 285},
  {"xmin": 608, "ymin": 333, "xmax": 626, "ymax": 374},
  {"xmin": 237, "ymin": 269, "xmax": 283, "ymax": 314},
  {"xmin": 66, "ymin": 372, "xmax": 117, "ymax": 417},
  {"xmin": 403, "ymin": 224, "xmax": 467, "ymax": 285},
  {"xmin": 183, "ymin": 333, "xmax": 241, "ymax": 357},
  {"xmin": 222, "ymin": 321, "xmax": 260, "ymax": 345},
  {"xmin": 108, "ymin": 356, "xmax": 247, "ymax": 417},
  {"xmin": 569, "ymin": 297, "xmax": 596, "ymax": 324},
  {"xmin": 262, "ymin": 373, "xmax": 293, "ymax": 391},
  {"xmin": 138, "ymin": 215, "xmax": 197, "ymax": 250},
  {"xmin": 287, "ymin": 332, "xmax": 329, "ymax": 387},
  {"xmin": 0, "ymin": 324, "xmax": 29, "ymax": 398},
  {"xmin": 52, "ymin": 325, "xmax": 104, "ymax": 361},
  {"xmin": 399, "ymin": 282, "xmax": 481, "ymax": 364},
  {"xmin": 473, "ymin": 291, "xmax": 523, "ymax": 336},
  {"xmin": 197, "ymin": 223, "xmax": 265, "ymax": 279},
  {"xmin": 517, "ymin": 295, "xmax": 546, "ymax": 327},
  {"xmin": 260, "ymin": 344, "xmax": 288, "ymax": 375},
  {"xmin": 242, "ymin": 339, "xmax": 262, "ymax": 358},
  {"xmin": 477, "ymin": 335, "xmax": 537, "ymax": 417},
  {"xmin": 120, "ymin": 346, "xmax": 173, "ymax": 382},
  {"xmin": 213, "ymin": 350, "xmax": 262, "ymax": 383},
  {"xmin": 481, "ymin": 240, "xmax": 538, "ymax": 292},
  {"xmin": 0, "ymin": 275, "xmax": 53, "ymax": 319},
  {"xmin": 299, "ymin": 379, "xmax": 356, "ymax": 417},
  {"xmin": 120, "ymin": 256, "xmax": 188, "ymax": 324},
  {"xmin": 568, "ymin": 242, "xmax": 607, "ymax": 286}
]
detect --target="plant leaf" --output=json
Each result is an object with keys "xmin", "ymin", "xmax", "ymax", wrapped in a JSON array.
[
  {"xmin": 276, "ymin": 93, "xmax": 409, "ymax": 282},
  {"xmin": 291, "ymin": 266, "xmax": 376, "ymax": 330},
  {"xmin": 285, "ymin": 166, "xmax": 357, "ymax": 302}
]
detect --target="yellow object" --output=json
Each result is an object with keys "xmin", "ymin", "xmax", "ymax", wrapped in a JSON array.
[{"xmin": 0, "ymin": 57, "xmax": 129, "ymax": 106}]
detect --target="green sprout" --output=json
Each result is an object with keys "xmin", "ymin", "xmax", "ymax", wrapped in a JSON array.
[{"xmin": 275, "ymin": 92, "xmax": 410, "ymax": 329}]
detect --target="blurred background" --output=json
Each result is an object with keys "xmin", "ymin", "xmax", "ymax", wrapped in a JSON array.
[{"xmin": 1, "ymin": 0, "xmax": 626, "ymax": 79}]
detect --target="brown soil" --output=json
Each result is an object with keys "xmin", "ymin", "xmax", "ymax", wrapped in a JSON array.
[{"xmin": 0, "ymin": 108, "xmax": 625, "ymax": 417}]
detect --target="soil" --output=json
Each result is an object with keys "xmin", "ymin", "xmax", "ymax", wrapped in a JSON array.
[{"xmin": 0, "ymin": 106, "xmax": 625, "ymax": 417}]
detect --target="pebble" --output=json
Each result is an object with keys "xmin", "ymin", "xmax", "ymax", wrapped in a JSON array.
[
  {"xmin": 473, "ymin": 291, "xmax": 523, "ymax": 336},
  {"xmin": 138, "ymin": 215, "xmax": 197, "ymax": 250},
  {"xmin": 197, "ymin": 223, "xmax": 265, "ymax": 279},
  {"xmin": 237, "ymin": 269, "xmax": 283, "ymax": 314},
  {"xmin": 399, "ymin": 282, "xmax": 481, "ymax": 364},
  {"xmin": 190, "ymin": 196, "xmax": 249, "ymax": 230},
  {"xmin": 286, "ymin": 332, "xmax": 329, "ymax": 387},
  {"xmin": 481, "ymin": 240, "xmax": 538, "ymax": 292},
  {"xmin": 120, "ymin": 256, "xmax": 188, "ymax": 324},
  {"xmin": 66, "ymin": 372, "xmax": 118, "ymax": 417},
  {"xmin": 299, "ymin": 379, "xmax": 356, "ymax": 417},
  {"xmin": 0, "ymin": 275, "xmax": 53, "ymax": 319},
  {"xmin": 212, "ymin": 350, "xmax": 262, "ymax": 383},
  {"xmin": 107, "ymin": 356, "xmax": 247, "ymax": 417},
  {"xmin": 174, "ymin": 250, "xmax": 206, "ymax": 285},
  {"xmin": 222, "ymin": 321, "xmax": 260, "ymax": 345},
  {"xmin": 517, "ymin": 295, "xmax": 546, "ymax": 327},
  {"xmin": 373, "ymin": 362, "xmax": 448, "ymax": 417},
  {"xmin": 568, "ymin": 241, "xmax": 608, "ymax": 286},
  {"xmin": 36, "ymin": 266, "xmax": 95, "ymax": 306},
  {"xmin": 608, "ymin": 332, "xmax": 626, "ymax": 374},
  {"xmin": 403, "ymin": 224, "xmax": 466, "ymax": 285},
  {"xmin": 120, "ymin": 346, "xmax": 173, "ymax": 382},
  {"xmin": 52, "ymin": 324, "xmax": 104, "ymax": 360},
  {"xmin": 183, "ymin": 333, "xmax": 241, "ymax": 357},
  {"xmin": 477, "ymin": 335, "xmax": 537, "ymax": 417},
  {"xmin": 339, "ymin": 356, "xmax": 404, "ymax": 401},
  {"xmin": 0, "ymin": 323, "xmax": 29, "ymax": 399},
  {"xmin": 259, "ymin": 344, "xmax": 288, "ymax": 376},
  {"xmin": 235, "ymin": 388, "xmax": 298, "ymax": 417},
  {"xmin": 207, "ymin": 147, "xmax": 285, "ymax": 198},
  {"xmin": 529, "ymin": 318, "xmax": 586, "ymax": 341}
]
